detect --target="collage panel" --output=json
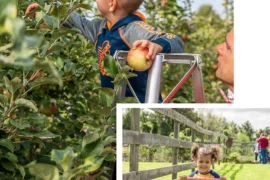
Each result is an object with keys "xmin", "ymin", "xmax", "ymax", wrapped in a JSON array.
[
  {"xmin": 118, "ymin": 106, "xmax": 270, "ymax": 180},
  {"xmin": 0, "ymin": 0, "xmax": 238, "ymax": 180}
]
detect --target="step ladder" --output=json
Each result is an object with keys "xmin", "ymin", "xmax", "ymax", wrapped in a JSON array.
[{"xmin": 113, "ymin": 51, "xmax": 205, "ymax": 103}]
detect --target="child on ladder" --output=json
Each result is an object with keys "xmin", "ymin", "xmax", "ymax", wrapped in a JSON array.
[
  {"xmin": 178, "ymin": 144, "xmax": 226, "ymax": 180},
  {"xmin": 26, "ymin": 0, "xmax": 184, "ymax": 103}
]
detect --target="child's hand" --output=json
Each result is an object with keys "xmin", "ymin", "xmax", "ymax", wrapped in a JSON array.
[
  {"xmin": 25, "ymin": 3, "xmax": 40, "ymax": 19},
  {"xmin": 132, "ymin": 40, "xmax": 163, "ymax": 60},
  {"xmin": 220, "ymin": 176, "xmax": 226, "ymax": 180},
  {"xmin": 177, "ymin": 175, "xmax": 187, "ymax": 180}
]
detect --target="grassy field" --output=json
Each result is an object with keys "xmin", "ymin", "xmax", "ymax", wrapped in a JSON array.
[{"xmin": 123, "ymin": 162, "xmax": 270, "ymax": 180}]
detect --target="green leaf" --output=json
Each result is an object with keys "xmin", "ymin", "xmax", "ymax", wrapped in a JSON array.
[
  {"xmin": 10, "ymin": 119, "xmax": 30, "ymax": 130},
  {"xmin": 104, "ymin": 55, "xmax": 118, "ymax": 78},
  {"xmin": 17, "ymin": 164, "xmax": 25, "ymax": 178},
  {"xmin": 24, "ymin": 35, "xmax": 43, "ymax": 47},
  {"xmin": 0, "ymin": 138, "xmax": 14, "ymax": 152},
  {"xmin": 4, "ymin": 76, "xmax": 12, "ymax": 93},
  {"xmin": 69, "ymin": 3, "xmax": 92, "ymax": 13},
  {"xmin": 104, "ymin": 153, "xmax": 115, "ymax": 161},
  {"xmin": 0, "ymin": 94, "xmax": 8, "ymax": 107},
  {"xmin": 112, "ymin": 66, "xmax": 137, "ymax": 88},
  {"xmin": 30, "ymin": 77, "xmax": 59, "ymax": 87},
  {"xmin": 107, "ymin": 115, "xmax": 116, "ymax": 125},
  {"xmin": 97, "ymin": 88, "xmax": 115, "ymax": 106},
  {"xmin": 51, "ymin": 3, "xmax": 69, "ymax": 20},
  {"xmin": 81, "ymin": 156, "xmax": 105, "ymax": 172},
  {"xmin": 33, "ymin": 131, "xmax": 59, "ymax": 138},
  {"xmin": 33, "ymin": 61, "xmax": 62, "ymax": 87},
  {"xmin": 56, "ymin": 57, "xmax": 64, "ymax": 68},
  {"xmin": 97, "ymin": 88, "xmax": 115, "ymax": 96},
  {"xmin": 43, "ymin": 14, "xmax": 59, "ymax": 29},
  {"xmin": 102, "ymin": 147, "xmax": 116, "ymax": 156},
  {"xmin": 11, "ymin": 77, "xmax": 22, "ymax": 93},
  {"xmin": 35, "ymin": 10, "xmax": 45, "ymax": 22},
  {"xmin": 68, "ymin": 156, "xmax": 105, "ymax": 178},
  {"xmin": 15, "ymin": 98, "xmax": 38, "ymax": 112},
  {"xmin": 82, "ymin": 132, "xmax": 100, "ymax": 149},
  {"xmin": 104, "ymin": 136, "xmax": 116, "ymax": 146},
  {"xmin": 51, "ymin": 147, "xmax": 76, "ymax": 172},
  {"xmin": 101, "ymin": 106, "xmax": 112, "ymax": 118},
  {"xmin": 81, "ymin": 139, "xmax": 104, "ymax": 158},
  {"xmin": 1, "ymin": 159, "xmax": 15, "ymax": 171},
  {"xmin": 5, "ymin": 152, "xmax": 17, "ymax": 163},
  {"xmin": 97, "ymin": 176, "xmax": 109, "ymax": 180},
  {"xmin": 64, "ymin": 61, "xmax": 76, "ymax": 73},
  {"xmin": 119, "ymin": 97, "xmax": 138, "ymax": 103},
  {"xmin": 28, "ymin": 163, "xmax": 59, "ymax": 180},
  {"xmin": 37, "ymin": 0, "xmax": 46, "ymax": 6}
]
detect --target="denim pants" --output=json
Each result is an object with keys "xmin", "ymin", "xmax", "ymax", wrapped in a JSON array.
[{"xmin": 261, "ymin": 148, "xmax": 267, "ymax": 164}]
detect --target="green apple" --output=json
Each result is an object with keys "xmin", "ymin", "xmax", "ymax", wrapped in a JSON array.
[{"xmin": 127, "ymin": 48, "xmax": 153, "ymax": 71}]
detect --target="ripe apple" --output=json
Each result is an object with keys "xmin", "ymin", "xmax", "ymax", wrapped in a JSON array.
[
  {"xmin": 181, "ymin": 34, "xmax": 188, "ymax": 41},
  {"xmin": 29, "ymin": 71, "xmax": 44, "ymax": 81},
  {"xmin": 39, "ymin": 101, "xmax": 57, "ymax": 116},
  {"xmin": 127, "ymin": 47, "xmax": 153, "ymax": 71}
]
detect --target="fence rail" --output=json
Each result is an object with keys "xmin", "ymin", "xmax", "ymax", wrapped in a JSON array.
[
  {"xmin": 123, "ymin": 163, "xmax": 196, "ymax": 180},
  {"xmin": 151, "ymin": 108, "xmax": 227, "ymax": 139},
  {"xmin": 123, "ymin": 108, "xmax": 228, "ymax": 180}
]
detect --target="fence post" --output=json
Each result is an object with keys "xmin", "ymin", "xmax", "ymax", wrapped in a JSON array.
[
  {"xmin": 201, "ymin": 133, "xmax": 204, "ymax": 144},
  {"xmin": 218, "ymin": 137, "xmax": 221, "ymax": 165},
  {"xmin": 211, "ymin": 135, "xmax": 214, "ymax": 169},
  {"xmin": 172, "ymin": 120, "xmax": 180, "ymax": 180},
  {"xmin": 130, "ymin": 108, "xmax": 140, "ymax": 177},
  {"xmin": 191, "ymin": 129, "xmax": 195, "ymax": 172}
]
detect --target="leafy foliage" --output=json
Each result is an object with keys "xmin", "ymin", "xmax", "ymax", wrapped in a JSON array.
[
  {"xmin": 144, "ymin": 0, "xmax": 234, "ymax": 103},
  {"xmin": 0, "ymin": 0, "xmax": 116, "ymax": 179}
]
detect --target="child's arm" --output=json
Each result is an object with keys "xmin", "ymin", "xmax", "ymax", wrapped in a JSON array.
[
  {"xmin": 64, "ymin": 12, "xmax": 105, "ymax": 44},
  {"xmin": 121, "ymin": 21, "xmax": 183, "ymax": 54},
  {"xmin": 220, "ymin": 176, "xmax": 226, "ymax": 180},
  {"xmin": 25, "ymin": 3, "xmax": 104, "ymax": 44}
]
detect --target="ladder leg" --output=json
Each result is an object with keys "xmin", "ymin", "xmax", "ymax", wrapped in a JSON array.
[
  {"xmin": 145, "ymin": 55, "xmax": 163, "ymax": 103},
  {"xmin": 192, "ymin": 55, "xmax": 205, "ymax": 103}
]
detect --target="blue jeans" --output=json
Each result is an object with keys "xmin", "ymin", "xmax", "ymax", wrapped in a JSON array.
[{"xmin": 261, "ymin": 148, "xmax": 267, "ymax": 164}]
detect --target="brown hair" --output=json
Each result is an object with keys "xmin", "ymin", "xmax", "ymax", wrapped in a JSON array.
[
  {"xmin": 118, "ymin": 0, "xmax": 144, "ymax": 14},
  {"xmin": 191, "ymin": 143, "xmax": 221, "ymax": 163}
]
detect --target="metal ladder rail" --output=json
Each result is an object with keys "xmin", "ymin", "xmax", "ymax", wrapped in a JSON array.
[{"xmin": 114, "ymin": 51, "xmax": 205, "ymax": 103}]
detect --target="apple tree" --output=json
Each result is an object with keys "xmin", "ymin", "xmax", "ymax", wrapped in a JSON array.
[{"xmin": 0, "ymin": 0, "xmax": 119, "ymax": 179}]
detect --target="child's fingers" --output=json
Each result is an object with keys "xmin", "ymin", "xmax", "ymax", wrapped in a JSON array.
[
  {"xmin": 150, "ymin": 49, "xmax": 157, "ymax": 60},
  {"xmin": 25, "ymin": 3, "xmax": 39, "ymax": 19},
  {"xmin": 139, "ymin": 40, "xmax": 149, "ymax": 50},
  {"xmin": 26, "ymin": 3, "xmax": 39, "ymax": 13},
  {"xmin": 146, "ymin": 45, "xmax": 154, "ymax": 60},
  {"xmin": 132, "ymin": 40, "xmax": 143, "ymax": 49}
]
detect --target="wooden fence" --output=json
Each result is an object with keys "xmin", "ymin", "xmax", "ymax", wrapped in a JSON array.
[{"xmin": 123, "ymin": 108, "xmax": 228, "ymax": 180}]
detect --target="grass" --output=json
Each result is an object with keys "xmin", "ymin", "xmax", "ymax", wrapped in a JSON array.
[{"xmin": 123, "ymin": 162, "xmax": 270, "ymax": 180}]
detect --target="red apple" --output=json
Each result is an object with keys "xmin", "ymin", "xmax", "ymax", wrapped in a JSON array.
[
  {"xmin": 39, "ymin": 102, "xmax": 57, "ymax": 116},
  {"xmin": 181, "ymin": 34, "xmax": 188, "ymax": 41},
  {"xmin": 127, "ymin": 48, "xmax": 152, "ymax": 71}
]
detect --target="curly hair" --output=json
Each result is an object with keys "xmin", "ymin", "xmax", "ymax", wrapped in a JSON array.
[{"xmin": 191, "ymin": 143, "xmax": 221, "ymax": 163}]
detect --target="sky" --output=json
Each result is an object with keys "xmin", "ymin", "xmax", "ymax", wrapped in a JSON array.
[
  {"xmin": 195, "ymin": 108, "xmax": 270, "ymax": 130},
  {"xmin": 191, "ymin": 0, "xmax": 225, "ymax": 16}
]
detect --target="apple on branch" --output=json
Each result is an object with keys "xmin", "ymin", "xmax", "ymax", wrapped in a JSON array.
[{"xmin": 127, "ymin": 47, "xmax": 153, "ymax": 71}]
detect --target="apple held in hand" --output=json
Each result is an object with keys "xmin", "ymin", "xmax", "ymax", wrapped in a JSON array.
[{"xmin": 127, "ymin": 48, "xmax": 153, "ymax": 71}]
